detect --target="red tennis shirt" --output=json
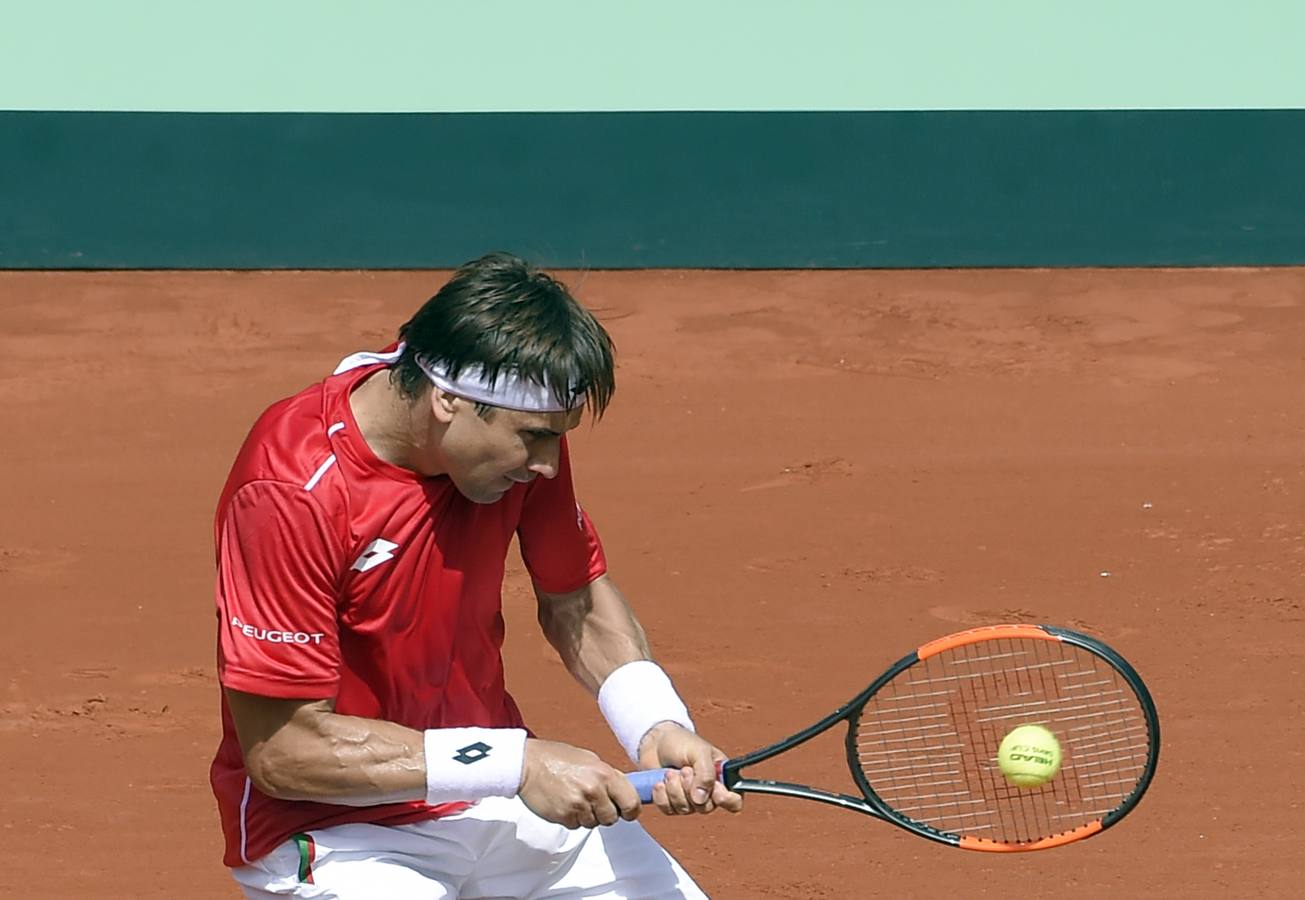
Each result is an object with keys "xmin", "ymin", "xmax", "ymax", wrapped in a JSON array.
[{"xmin": 209, "ymin": 347, "xmax": 607, "ymax": 867}]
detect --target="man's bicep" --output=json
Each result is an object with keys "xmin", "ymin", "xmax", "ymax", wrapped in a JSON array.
[
  {"xmin": 532, "ymin": 572, "xmax": 600, "ymax": 607},
  {"xmin": 216, "ymin": 481, "xmax": 344, "ymax": 696},
  {"xmin": 532, "ymin": 574, "xmax": 600, "ymax": 638},
  {"xmin": 224, "ymin": 688, "xmax": 333, "ymax": 757}
]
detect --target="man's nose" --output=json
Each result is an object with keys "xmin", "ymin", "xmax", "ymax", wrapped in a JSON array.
[{"xmin": 526, "ymin": 442, "xmax": 560, "ymax": 479}]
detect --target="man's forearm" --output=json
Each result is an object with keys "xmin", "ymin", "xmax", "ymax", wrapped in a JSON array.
[
  {"xmin": 536, "ymin": 574, "xmax": 652, "ymax": 694},
  {"xmin": 535, "ymin": 575, "xmax": 697, "ymax": 764},
  {"xmin": 244, "ymin": 705, "xmax": 429, "ymax": 806},
  {"xmin": 229, "ymin": 689, "xmax": 525, "ymax": 808}
]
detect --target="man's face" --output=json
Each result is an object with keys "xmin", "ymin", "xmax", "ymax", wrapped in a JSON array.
[{"xmin": 434, "ymin": 397, "xmax": 583, "ymax": 504}]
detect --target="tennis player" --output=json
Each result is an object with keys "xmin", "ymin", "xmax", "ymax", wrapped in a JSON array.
[{"xmin": 210, "ymin": 253, "xmax": 742, "ymax": 898}]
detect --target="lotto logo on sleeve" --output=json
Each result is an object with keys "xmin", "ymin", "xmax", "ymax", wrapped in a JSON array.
[{"xmin": 229, "ymin": 615, "xmax": 326, "ymax": 646}]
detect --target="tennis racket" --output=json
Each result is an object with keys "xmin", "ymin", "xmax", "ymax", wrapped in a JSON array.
[{"xmin": 628, "ymin": 624, "xmax": 1159, "ymax": 851}]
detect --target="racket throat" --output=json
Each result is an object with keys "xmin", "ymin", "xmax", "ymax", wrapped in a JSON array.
[{"xmin": 731, "ymin": 778, "xmax": 880, "ymax": 817}]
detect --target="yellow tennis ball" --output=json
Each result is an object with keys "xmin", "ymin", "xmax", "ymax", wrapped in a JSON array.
[{"xmin": 997, "ymin": 724, "xmax": 1062, "ymax": 787}]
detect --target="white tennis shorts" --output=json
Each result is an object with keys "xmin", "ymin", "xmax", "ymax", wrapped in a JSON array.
[{"xmin": 231, "ymin": 796, "xmax": 708, "ymax": 899}]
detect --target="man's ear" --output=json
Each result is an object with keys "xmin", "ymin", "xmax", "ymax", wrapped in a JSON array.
[{"xmin": 430, "ymin": 387, "xmax": 460, "ymax": 424}]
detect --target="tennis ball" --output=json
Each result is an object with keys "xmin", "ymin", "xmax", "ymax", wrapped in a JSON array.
[{"xmin": 997, "ymin": 724, "xmax": 1062, "ymax": 787}]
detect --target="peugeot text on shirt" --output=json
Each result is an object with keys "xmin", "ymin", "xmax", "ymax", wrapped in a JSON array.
[{"xmin": 229, "ymin": 615, "xmax": 327, "ymax": 646}]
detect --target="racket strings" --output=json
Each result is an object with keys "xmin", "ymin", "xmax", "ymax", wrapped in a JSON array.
[{"xmin": 853, "ymin": 636, "xmax": 1152, "ymax": 845}]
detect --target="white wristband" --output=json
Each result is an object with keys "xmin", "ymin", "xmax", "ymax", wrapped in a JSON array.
[
  {"xmin": 598, "ymin": 660, "xmax": 695, "ymax": 763},
  {"xmin": 422, "ymin": 727, "xmax": 527, "ymax": 805}
]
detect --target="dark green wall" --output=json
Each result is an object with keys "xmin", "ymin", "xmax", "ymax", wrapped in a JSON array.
[{"xmin": 2, "ymin": 110, "xmax": 1302, "ymax": 268}]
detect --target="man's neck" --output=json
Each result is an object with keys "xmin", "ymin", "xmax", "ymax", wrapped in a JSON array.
[{"xmin": 348, "ymin": 370, "xmax": 440, "ymax": 474}]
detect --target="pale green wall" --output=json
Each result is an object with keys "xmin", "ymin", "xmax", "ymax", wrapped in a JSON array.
[{"xmin": 2, "ymin": 1, "xmax": 1302, "ymax": 112}]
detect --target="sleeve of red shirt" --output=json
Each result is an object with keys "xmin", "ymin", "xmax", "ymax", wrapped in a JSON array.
[
  {"xmin": 215, "ymin": 480, "xmax": 345, "ymax": 699},
  {"xmin": 518, "ymin": 437, "xmax": 608, "ymax": 594}
]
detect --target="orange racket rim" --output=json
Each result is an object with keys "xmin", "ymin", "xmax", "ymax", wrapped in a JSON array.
[{"xmin": 847, "ymin": 624, "xmax": 1159, "ymax": 851}]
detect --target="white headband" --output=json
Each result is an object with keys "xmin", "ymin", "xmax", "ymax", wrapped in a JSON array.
[{"xmin": 414, "ymin": 353, "xmax": 582, "ymax": 413}]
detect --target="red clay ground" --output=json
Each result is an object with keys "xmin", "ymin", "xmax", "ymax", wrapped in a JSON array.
[{"xmin": 2, "ymin": 268, "xmax": 1302, "ymax": 898}]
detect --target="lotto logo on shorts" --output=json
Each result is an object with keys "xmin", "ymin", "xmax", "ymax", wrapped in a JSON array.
[
  {"xmin": 229, "ymin": 615, "xmax": 326, "ymax": 646},
  {"xmin": 453, "ymin": 742, "xmax": 492, "ymax": 764}
]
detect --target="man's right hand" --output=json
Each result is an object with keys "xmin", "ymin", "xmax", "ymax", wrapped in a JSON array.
[{"xmin": 518, "ymin": 738, "xmax": 642, "ymax": 829}]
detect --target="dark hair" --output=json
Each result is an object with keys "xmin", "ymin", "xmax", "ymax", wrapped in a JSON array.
[{"xmin": 392, "ymin": 252, "xmax": 615, "ymax": 418}]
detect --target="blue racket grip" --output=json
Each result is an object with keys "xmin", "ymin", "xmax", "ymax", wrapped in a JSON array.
[
  {"xmin": 626, "ymin": 761, "xmax": 727, "ymax": 803},
  {"xmin": 626, "ymin": 768, "xmax": 672, "ymax": 802}
]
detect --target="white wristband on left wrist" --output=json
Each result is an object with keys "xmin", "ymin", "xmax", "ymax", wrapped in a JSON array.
[{"xmin": 598, "ymin": 660, "xmax": 695, "ymax": 763}]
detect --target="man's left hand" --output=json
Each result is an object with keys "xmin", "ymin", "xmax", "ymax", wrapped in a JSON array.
[{"xmin": 636, "ymin": 722, "xmax": 745, "ymax": 816}]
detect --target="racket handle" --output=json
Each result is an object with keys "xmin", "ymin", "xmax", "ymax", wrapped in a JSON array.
[
  {"xmin": 626, "ymin": 761, "xmax": 726, "ymax": 803},
  {"xmin": 627, "ymin": 768, "xmax": 670, "ymax": 802}
]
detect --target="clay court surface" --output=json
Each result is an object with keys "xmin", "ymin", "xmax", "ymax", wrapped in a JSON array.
[{"xmin": 2, "ymin": 267, "xmax": 1301, "ymax": 897}]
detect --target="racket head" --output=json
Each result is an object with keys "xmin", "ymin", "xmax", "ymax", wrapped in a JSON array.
[{"xmin": 847, "ymin": 624, "xmax": 1159, "ymax": 851}]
